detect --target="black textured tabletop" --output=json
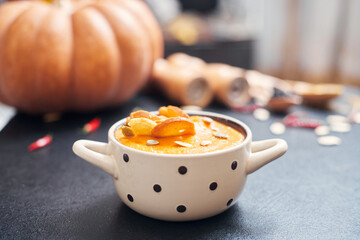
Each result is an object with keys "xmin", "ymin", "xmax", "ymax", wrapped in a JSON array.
[{"xmin": 1, "ymin": 89, "xmax": 360, "ymax": 240}]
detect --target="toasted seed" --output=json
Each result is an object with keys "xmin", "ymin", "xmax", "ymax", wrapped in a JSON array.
[
  {"xmin": 174, "ymin": 141, "xmax": 193, "ymax": 147},
  {"xmin": 202, "ymin": 117, "xmax": 213, "ymax": 124},
  {"xmin": 146, "ymin": 139, "xmax": 159, "ymax": 146},
  {"xmin": 200, "ymin": 140, "xmax": 212, "ymax": 146},
  {"xmin": 121, "ymin": 126, "xmax": 134, "ymax": 137},
  {"xmin": 253, "ymin": 108, "xmax": 270, "ymax": 121},
  {"xmin": 128, "ymin": 117, "xmax": 157, "ymax": 136},
  {"xmin": 270, "ymin": 122, "xmax": 285, "ymax": 135},
  {"xmin": 211, "ymin": 126, "xmax": 220, "ymax": 132},
  {"xmin": 330, "ymin": 122, "xmax": 351, "ymax": 133},
  {"xmin": 214, "ymin": 132, "xmax": 229, "ymax": 139},
  {"xmin": 317, "ymin": 136, "xmax": 341, "ymax": 146},
  {"xmin": 314, "ymin": 125, "xmax": 330, "ymax": 136},
  {"xmin": 326, "ymin": 115, "xmax": 347, "ymax": 124}
]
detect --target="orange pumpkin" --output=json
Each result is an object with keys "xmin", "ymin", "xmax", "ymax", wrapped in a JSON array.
[{"xmin": 0, "ymin": 0, "xmax": 163, "ymax": 113}]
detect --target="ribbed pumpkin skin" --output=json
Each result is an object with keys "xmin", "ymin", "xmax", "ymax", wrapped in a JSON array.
[{"xmin": 0, "ymin": 0, "xmax": 163, "ymax": 113}]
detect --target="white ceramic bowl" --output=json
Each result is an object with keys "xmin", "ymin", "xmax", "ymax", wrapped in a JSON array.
[{"xmin": 73, "ymin": 111, "xmax": 287, "ymax": 221}]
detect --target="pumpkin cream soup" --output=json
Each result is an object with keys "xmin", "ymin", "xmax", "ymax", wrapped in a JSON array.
[{"xmin": 115, "ymin": 106, "xmax": 245, "ymax": 154}]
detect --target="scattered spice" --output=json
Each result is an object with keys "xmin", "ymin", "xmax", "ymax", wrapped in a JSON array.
[
  {"xmin": 28, "ymin": 134, "xmax": 52, "ymax": 151},
  {"xmin": 83, "ymin": 117, "xmax": 101, "ymax": 134}
]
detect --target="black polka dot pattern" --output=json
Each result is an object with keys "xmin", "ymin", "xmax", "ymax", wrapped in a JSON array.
[
  {"xmin": 209, "ymin": 182, "xmax": 217, "ymax": 191},
  {"xmin": 123, "ymin": 153, "xmax": 129, "ymax": 162},
  {"xmin": 177, "ymin": 205, "xmax": 186, "ymax": 213},
  {"xmin": 121, "ymin": 156, "xmax": 241, "ymax": 214},
  {"xmin": 231, "ymin": 161, "xmax": 237, "ymax": 170},
  {"xmin": 127, "ymin": 194, "xmax": 134, "ymax": 202},
  {"xmin": 153, "ymin": 184, "xmax": 162, "ymax": 192},
  {"xmin": 178, "ymin": 166, "xmax": 187, "ymax": 175}
]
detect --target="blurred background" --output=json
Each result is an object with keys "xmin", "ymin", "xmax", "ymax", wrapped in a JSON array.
[
  {"xmin": 0, "ymin": 0, "xmax": 359, "ymax": 118},
  {"xmin": 146, "ymin": 0, "xmax": 360, "ymax": 86},
  {"xmin": 0, "ymin": 0, "xmax": 359, "ymax": 86}
]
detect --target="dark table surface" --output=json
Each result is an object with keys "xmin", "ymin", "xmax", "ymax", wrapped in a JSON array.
[{"xmin": 1, "ymin": 88, "xmax": 360, "ymax": 240}]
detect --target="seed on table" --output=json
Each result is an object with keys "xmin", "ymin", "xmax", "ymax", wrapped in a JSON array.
[
  {"xmin": 253, "ymin": 108, "xmax": 270, "ymax": 121},
  {"xmin": 146, "ymin": 139, "xmax": 159, "ymax": 146},
  {"xmin": 270, "ymin": 122, "xmax": 285, "ymax": 135},
  {"xmin": 330, "ymin": 122, "xmax": 351, "ymax": 133},
  {"xmin": 174, "ymin": 141, "xmax": 193, "ymax": 147},
  {"xmin": 355, "ymin": 112, "xmax": 360, "ymax": 124},
  {"xmin": 200, "ymin": 140, "xmax": 212, "ymax": 146},
  {"xmin": 314, "ymin": 125, "xmax": 330, "ymax": 136},
  {"xmin": 214, "ymin": 132, "xmax": 229, "ymax": 139},
  {"xmin": 326, "ymin": 115, "xmax": 347, "ymax": 124},
  {"xmin": 317, "ymin": 136, "xmax": 341, "ymax": 146}
]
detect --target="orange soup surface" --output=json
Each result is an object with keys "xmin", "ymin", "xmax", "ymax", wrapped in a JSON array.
[{"xmin": 115, "ymin": 116, "xmax": 245, "ymax": 154}]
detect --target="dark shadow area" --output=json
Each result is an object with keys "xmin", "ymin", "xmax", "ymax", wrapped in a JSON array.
[{"xmin": 43, "ymin": 193, "xmax": 272, "ymax": 240}]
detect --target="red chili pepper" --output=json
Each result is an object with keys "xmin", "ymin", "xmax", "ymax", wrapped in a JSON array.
[
  {"xmin": 283, "ymin": 114, "xmax": 322, "ymax": 129},
  {"xmin": 28, "ymin": 134, "xmax": 53, "ymax": 151},
  {"xmin": 83, "ymin": 117, "xmax": 101, "ymax": 134}
]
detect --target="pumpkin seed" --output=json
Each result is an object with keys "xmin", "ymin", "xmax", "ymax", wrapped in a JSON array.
[
  {"xmin": 317, "ymin": 136, "xmax": 341, "ymax": 146},
  {"xmin": 326, "ymin": 115, "xmax": 347, "ymax": 124},
  {"xmin": 354, "ymin": 112, "xmax": 360, "ymax": 124},
  {"xmin": 214, "ymin": 132, "xmax": 229, "ymax": 139},
  {"xmin": 211, "ymin": 126, "xmax": 220, "ymax": 132},
  {"xmin": 253, "ymin": 108, "xmax": 270, "ymax": 121},
  {"xmin": 174, "ymin": 141, "xmax": 193, "ymax": 147},
  {"xmin": 121, "ymin": 125, "xmax": 134, "ymax": 137},
  {"xmin": 314, "ymin": 125, "xmax": 330, "ymax": 136},
  {"xmin": 330, "ymin": 122, "xmax": 351, "ymax": 133},
  {"xmin": 146, "ymin": 139, "xmax": 159, "ymax": 146},
  {"xmin": 269, "ymin": 122, "xmax": 285, "ymax": 135},
  {"xmin": 200, "ymin": 140, "xmax": 212, "ymax": 146},
  {"xmin": 202, "ymin": 117, "xmax": 213, "ymax": 124}
]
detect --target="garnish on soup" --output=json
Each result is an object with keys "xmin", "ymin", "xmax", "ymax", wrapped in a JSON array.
[{"xmin": 115, "ymin": 105, "xmax": 245, "ymax": 154}]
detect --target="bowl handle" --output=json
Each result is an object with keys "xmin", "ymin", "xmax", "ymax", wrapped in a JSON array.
[
  {"xmin": 72, "ymin": 140, "xmax": 117, "ymax": 179},
  {"xmin": 246, "ymin": 139, "xmax": 288, "ymax": 174}
]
